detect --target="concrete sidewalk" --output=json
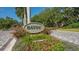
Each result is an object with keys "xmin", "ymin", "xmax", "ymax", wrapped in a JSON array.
[
  {"xmin": 3, "ymin": 38, "xmax": 17, "ymax": 51},
  {"xmin": 0, "ymin": 31, "xmax": 16, "ymax": 51}
]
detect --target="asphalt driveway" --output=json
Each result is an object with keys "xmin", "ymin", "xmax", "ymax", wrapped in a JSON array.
[{"xmin": 50, "ymin": 30, "xmax": 79, "ymax": 45}]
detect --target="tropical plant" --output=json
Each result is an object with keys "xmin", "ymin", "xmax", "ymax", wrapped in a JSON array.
[
  {"xmin": 15, "ymin": 7, "xmax": 27, "ymax": 26},
  {"xmin": 0, "ymin": 17, "xmax": 18, "ymax": 30},
  {"xmin": 15, "ymin": 7, "xmax": 31, "ymax": 26}
]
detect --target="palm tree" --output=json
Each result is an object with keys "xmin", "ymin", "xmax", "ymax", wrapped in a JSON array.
[{"xmin": 15, "ymin": 7, "xmax": 31, "ymax": 26}]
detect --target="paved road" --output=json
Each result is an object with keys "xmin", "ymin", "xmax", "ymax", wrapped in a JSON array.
[
  {"xmin": 0, "ymin": 31, "xmax": 16, "ymax": 51},
  {"xmin": 50, "ymin": 30, "xmax": 79, "ymax": 45}
]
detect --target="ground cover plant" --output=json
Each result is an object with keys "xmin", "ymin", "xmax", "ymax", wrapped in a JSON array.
[{"xmin": 12, "ymin": 34, "xmax": 65, "ymax": 51}]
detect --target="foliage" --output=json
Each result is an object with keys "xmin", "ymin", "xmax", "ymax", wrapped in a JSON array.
[
  {"xmin": 31, "ymin": 7, "xmax": 79, "ymax": 28},
  {"xmin": 63, "ymin": 22, "xmax": 79, "ymax": 28},
  {"xmin": 52, "ymin": 41, "xmax": 64, "ymax": 51},
  {"xmin": 11, "ymin": 24, "xmax": 26, "ymax": 38},
  {"xmin": 15, "ymin": 7, "xmax": 27, "ymax": 25},
  {"xmin": 15, "ymin": 7, "xmax": 24, "ymax": 19},
  {"xmin": 0, "ymin": 17, "xmax": 18, "ymax": 30},
  {"xmin": 42, "ymin": 28, "xmax": 50, "ymax": 34},
  {"xmin": 30, "ymin": 39, "xmax": 64, "ymax": 51},
  {"xmin": 12, "ymin": 34, "xmax": 65, "ymax": 51}
]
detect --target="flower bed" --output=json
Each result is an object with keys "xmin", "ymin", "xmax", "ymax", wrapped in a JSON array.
[{"xmin": 12, "ymin": 34, "xmax": 65, "ymax": 51}]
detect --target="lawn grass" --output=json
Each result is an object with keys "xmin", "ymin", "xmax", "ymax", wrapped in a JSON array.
[
  {"xmin": 46, "ymin": 27, "xmax": 79, "ymax": 32},
  {"xmin": 58, "ymin": 28, "xmax": 79, "ymax": 32},
  {"xmin": 46, "ymin": 27, "xmax": 58, "ymax": 30}
]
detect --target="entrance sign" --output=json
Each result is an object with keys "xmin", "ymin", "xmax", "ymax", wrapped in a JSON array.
[{"xmin": 25, "ymin": 22, "xmax": 45, "ymax": 33}]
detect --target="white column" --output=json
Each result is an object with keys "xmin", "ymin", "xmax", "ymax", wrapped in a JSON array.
[
  {"xmin": 27, "ymin": 7, "xmax": 31, "ymax": 24},
  {"xmin": 23, "ymin": 8, "xmax": 27, "ymax": 26}
]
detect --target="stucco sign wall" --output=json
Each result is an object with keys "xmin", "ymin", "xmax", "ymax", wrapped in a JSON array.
[{"xmin": 25, "ymin": 22, "xmax": 45, "ymax": 33}]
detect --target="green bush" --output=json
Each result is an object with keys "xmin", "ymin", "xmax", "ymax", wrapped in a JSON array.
[
  {"xmin": 63, "ymin": 22, "xmax": 79, "ymax": 29},
  {"xmin": 0, "ymin": 17, "xmax": 18, "ymax": 30}
]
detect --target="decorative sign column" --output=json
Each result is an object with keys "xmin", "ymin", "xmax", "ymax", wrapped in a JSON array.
[
  {"xmin": 27, "ymin": 7, "xmax": 31, "ymax": 24},
  {"xmin": 23, "ymin": 8, "xmax": 27, "ymax": 26}
]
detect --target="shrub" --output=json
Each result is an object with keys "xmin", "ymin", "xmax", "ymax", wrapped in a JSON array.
[
  {"xmin": 31, "ymin": 39, "xmax": 64, "ymax": 51},
  {"xmin": 0, "ymin": 18, "xmax": 18, "ymax": 30},
  {"xmin": 42, "ymin": 28, "xmax": 50, "ymax": 34},
  {"xmin": 63, "ymin": 22, "xmax": 79, "ymax": 29},
  {"xmin": 11, "ymin": 24, "xmax": 26, "ymax": 38},
  {"xmin": 52, "ymin": 41, "xmax": 64, "ymax": 51}
]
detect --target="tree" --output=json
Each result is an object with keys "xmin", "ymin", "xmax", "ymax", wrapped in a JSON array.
[
  {"xmin": 16, "ymin": 7, "xmax": 31, "ymax": 26},
  {"xmin": 15, "ymin": 7, "xmax": 24, "ymax": 25},
  {"xmin": 32, "ymin": 7, "xmax": 79, "ymax": 27},
  {"xmin": 0, "ymin": 17, "xmax": 18, "ymax": 29}
]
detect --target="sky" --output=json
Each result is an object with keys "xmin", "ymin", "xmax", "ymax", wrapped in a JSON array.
[
  {"xmin": 0, "ymin": 7, "xmax": 44, "ymax": 21},
  {"xmin": 31, "ymin": 7, "xmax": 44, "ymax": 17}
]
